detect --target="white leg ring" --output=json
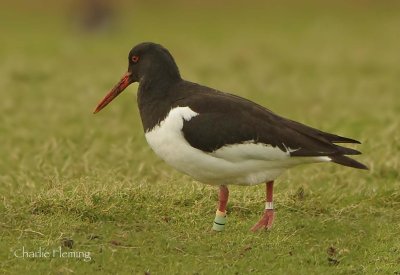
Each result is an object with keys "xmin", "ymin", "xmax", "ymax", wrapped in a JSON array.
[{"xmin": 265, "ymin": 202, "xmax": 274, "ymax": 210}]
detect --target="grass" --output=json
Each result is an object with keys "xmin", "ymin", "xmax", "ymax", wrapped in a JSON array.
[{"xmin": 1, "ymin": 1, "xmax": 400, "ymax": 274}]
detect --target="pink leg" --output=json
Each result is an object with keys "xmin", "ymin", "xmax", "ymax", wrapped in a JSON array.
[
  {"xmin": 212, "ymin": 185, "xmax": 229, "ymax": 231},
  {"xmin": 251, "ymin": 181, "xmax": 275, "ymax": 231},
  {"xmin": 217, "ymin": 185, "xmax": 229, "ymax": 213}
]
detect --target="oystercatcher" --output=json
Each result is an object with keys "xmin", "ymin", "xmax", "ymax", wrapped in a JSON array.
[{"xmin": 94, "ymin": 42, "xmax": 367, "ymax": 231}]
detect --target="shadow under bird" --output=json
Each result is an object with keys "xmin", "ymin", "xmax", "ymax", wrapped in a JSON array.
[{"xmin": 94, "ymin": 42, "xmax": 367, "ymax": 231}]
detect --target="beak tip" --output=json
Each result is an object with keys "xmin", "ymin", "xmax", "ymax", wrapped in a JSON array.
[{"xmin": 93, "ymin": 107, "xmax": 100, "ymax": 114}]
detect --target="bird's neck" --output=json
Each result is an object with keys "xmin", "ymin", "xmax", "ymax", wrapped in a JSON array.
[
  {"xmin": 137, "ymin": 76, "xmax": 182, "ymax": 132},
  {"xmin": 139, "ymin": 72, "xmax": 179, "ymax": 91}
]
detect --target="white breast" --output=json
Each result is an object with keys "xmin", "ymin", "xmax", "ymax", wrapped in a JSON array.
[{"xmin": 145, "ymin": 107, "xmax": 330, "ymax": 185}]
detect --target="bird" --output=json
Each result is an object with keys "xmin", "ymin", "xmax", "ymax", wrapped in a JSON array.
[{"xmin": 93, "ymin": 42, "xmax": 367, "ymax": 232}]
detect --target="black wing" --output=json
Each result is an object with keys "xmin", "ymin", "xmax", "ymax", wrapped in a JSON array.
[{"xmin": 173, "ymin": 82, "xmax": 367, "ymax": 169}]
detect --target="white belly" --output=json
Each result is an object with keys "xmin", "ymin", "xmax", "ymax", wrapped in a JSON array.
[{"xmin": 145, "ymin": 107, "xmax": 329, "ymax": 185}]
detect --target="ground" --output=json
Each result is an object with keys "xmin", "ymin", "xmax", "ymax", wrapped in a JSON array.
[{"xmin": 0, "ymin": 1, "xmax": 399, "ymax": 274}]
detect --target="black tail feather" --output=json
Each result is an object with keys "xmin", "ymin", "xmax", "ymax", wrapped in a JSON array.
[
  {"xmin": 335, "ymin": 145, "xmax": 362, "ymax": 155},
  {"xmin": 330, "ymin": 155, "xmax": 368, "ymax": 170},
  {"xmin": 286, "ymin": 119, "xmax": 361, "ymax": 144},
  {"xmin": 320, "ymin": 132, "xmax": 361, "ymax": 144}
]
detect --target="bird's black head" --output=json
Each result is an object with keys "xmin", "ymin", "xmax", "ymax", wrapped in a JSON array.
[
  {"xmin": 94, "ymin": 42, "xmax": 181, "ymax": 114},
  {"xmin": 128, "ymin": 42, "xmax": 180, "ymax": 83}
]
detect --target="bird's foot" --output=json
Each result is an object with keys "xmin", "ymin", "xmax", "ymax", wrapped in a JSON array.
[
  {"xmin": 250, "ymin": 209, "xmax": 274, "ymax": 232},
  {"xmin": 212, "ymin": 210, "xmax": 227, "ymax": 232}
]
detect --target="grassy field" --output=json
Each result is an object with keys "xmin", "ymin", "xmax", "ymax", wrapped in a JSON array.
[{"xmin": 1, "ymin": 1, "xmax": 400, "ymax": 274}]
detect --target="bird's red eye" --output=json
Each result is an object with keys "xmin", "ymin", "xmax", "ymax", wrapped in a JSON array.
[{"xmin": 132, "ymin": 55, "xmax": 139, "ymax": 63}]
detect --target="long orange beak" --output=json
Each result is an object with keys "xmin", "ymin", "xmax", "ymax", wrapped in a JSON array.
[{"xmin": 93, "ymin": 72, "xmax": 132, "ymax": 114}]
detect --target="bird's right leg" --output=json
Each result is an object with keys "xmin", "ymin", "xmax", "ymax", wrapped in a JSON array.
[{"xmin": 251, "ymin": 181, "xmax": 275, "ymax": 231}]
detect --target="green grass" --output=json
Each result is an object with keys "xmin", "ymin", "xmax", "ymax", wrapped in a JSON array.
[{"xmin": 1, "ymin": 1, "xmax": 400, "ymax": 274}]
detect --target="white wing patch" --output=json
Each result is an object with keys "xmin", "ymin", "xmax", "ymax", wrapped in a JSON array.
[
  {"xmin": 282, "ymin": 143, "xmax": 300, "ymax": 154},
  {"xmin": 211, "ymin": 142, "xmax": 290, "ymax": 162}
]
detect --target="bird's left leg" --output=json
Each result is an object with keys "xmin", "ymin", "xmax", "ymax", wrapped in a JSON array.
[
  {"xmin": 212, "ymin": 185, "xmax": 229, "ymax": 231},
  {"xmin": 251, "ymin": 181, "xmax": 275, "ymax": 231}
]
